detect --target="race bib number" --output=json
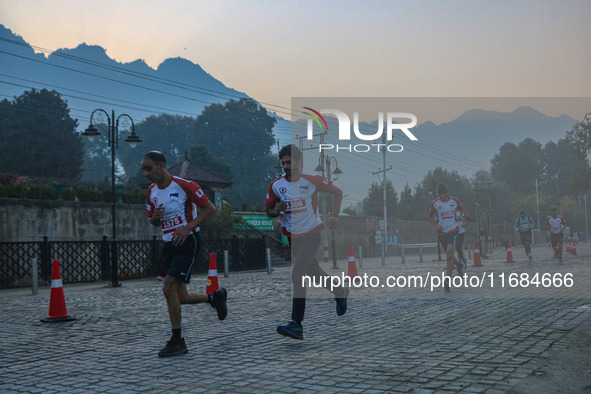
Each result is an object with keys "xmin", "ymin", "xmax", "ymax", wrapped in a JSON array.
[
  {"xmin": 286, "ymin": 199, "xmax": 306, "ymax": 213},
  {"xmin": 162, "ymin": 216, "xmax": 183, "ymax": 232}
]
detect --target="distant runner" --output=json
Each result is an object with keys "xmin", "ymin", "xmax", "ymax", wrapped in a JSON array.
[
  {"xmin": 546, "ymin": 208, "xmax": 566, "ymax": 263},
  {"xmin": 514, "ymin": 210, "xmax": 535, "ymax": 263},
  {"xmin": 428, "ymin": 183, "xmax": 468, "ymax": 291}
]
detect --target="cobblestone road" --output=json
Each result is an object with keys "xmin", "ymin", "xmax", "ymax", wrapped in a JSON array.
[{"xmin": 1, "ymin": 242, "xmax": 590, "ymax": 393}]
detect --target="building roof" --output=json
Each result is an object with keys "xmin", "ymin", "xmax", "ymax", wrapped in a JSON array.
[{"xmin": 167, "ymin": 154, "xmax": 233, "ymax": 189}]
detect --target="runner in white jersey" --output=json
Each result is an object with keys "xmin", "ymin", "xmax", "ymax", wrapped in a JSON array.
[
  {"xmin": 265, "ymin": 144, "xmax": 347, "ymax": 340},
  {"xmin": 141, "ymin": 151, "xmax": 226, "ymax": 357},
  {"xmin": 546, "ymin": 207, "xmax": 566, "ymax": 263},
  {"xmin": 428, "ymin": 183, "xmax": 468, "ymax": 291}
]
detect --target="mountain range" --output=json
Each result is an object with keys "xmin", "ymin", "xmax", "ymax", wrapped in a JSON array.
[{"xmin": 1, "ymin": 24, "xmax": 587, "ymax": 204}]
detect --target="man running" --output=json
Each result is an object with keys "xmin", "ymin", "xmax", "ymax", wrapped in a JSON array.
[
  {"xmin": 514, "ymin": 210, "xmax": 535, "ymax": 263},
  {"xmin": 265, "ymin": 144, "xmax": 348, "ymax": 340},
  {"xmin": 428, "ymin": 183, "xmax": 468, "ymax": 291},
  {"xmin": 142, "ymin": 151, "xmax": 227, "ymax": 357},
  {"xmin": 546, "ymin": 208, "xmax": 566, "ymax": 263}
]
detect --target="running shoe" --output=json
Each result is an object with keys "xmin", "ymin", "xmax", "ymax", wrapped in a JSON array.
[
  {"xmin": 158, "ymin": 336, "xmax": 188, "ymax": 357},
  {"xmin": 335, "ymin": 286, "xmax": 349, "ymax": 316},
  {"xmin": 528, "ymin": 255, "xmax": 533, "ymax": 264},
  {"xmin": 277, "ymin": 321, "xmax": 303, "ymax": 340},
  {"xmin": 456, "ymin": 261, "xmax": 465, "ymax": 277},
  {"xmin": 444, "ymin": 277, "xmax": 451, "ymax": 292},
  {"xmin": 211, "ymin": 288, "xmax": 228, "ymax": 321}
]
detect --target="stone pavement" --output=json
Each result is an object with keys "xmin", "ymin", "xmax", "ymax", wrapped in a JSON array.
[{"xmin": 1, "ymin": 242, "xmax": 590, "ymax": 393}]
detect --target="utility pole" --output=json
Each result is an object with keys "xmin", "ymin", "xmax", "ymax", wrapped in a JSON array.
[
  {"xmin": 535, "ymin": 178, "xmax": 540, "ymax": 243},
  {"xmin": 372, "ymin": 134, "xmax": 391, "ymax": 266},
  {"xmin": 580, "ymin": 194, "xmax": 589, "ymax": 239},
  {"xmin": 432, "ymin": 180, "xmax": 443, "ymax": 261}
]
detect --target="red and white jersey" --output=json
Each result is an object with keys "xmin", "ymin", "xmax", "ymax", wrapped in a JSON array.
[
  {"xmin": 146, "ymin": 176, "xmax": 209, "ymax": 242},
  {"xmin": 428, "ymin": 197, "xmax": 464, "ymax": 235},
  {"xmin": 265, "ymin": 173, "xmax": 332, "ymax": 237},
  {"xmin": 457, "ymin": 211, "xmax": 471, "ymax": 235},
  {"xmin": 546, "ymin": 215, "xmax": 566, "ymax": 234}
]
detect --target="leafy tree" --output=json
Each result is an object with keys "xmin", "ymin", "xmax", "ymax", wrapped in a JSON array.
[
  {"xmin": 540, "ymin": 139, "xmax": 588, "ymax": 195},
  {"xmin": 188, "ymin": 144, "xmax": 233, "ymax": 181},
  {"xmin": 398, "ymin": 184, "xmax": 415, "ymax": 220},
  {"xmin": 0, "ymin": 89, "xmax": 83, "ymax": 180},
  {"xmin": 193, "ymin": 98, "xmax": 277, "ymax": 206},
  {"xmin": 565, "ymin": 115, "xmax": 591, "ymax": 160},
  {"xmin": 362, "ymin": 179, "xmax": 398, "ymax": 217},
  {"xmin": 490, "ymin": 138, "xmax": 542, "ymax": 194}
]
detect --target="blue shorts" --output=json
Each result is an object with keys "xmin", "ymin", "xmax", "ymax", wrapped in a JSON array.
[
  {"xmin": 161, "ymin": 232, "xmax": 201, "ymax": 283},
  {"xmin": 438, "ymin": 231, "xmax": 459, "ymax": 251}
]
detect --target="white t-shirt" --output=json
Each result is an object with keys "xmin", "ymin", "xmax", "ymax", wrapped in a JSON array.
[
  {"xmin": 265, "ymin": 173, "xmax": 332, "ymax": 237},
  {"xmin": 146, "ymin": 176, "xmax": 209, "ymax": 242}
]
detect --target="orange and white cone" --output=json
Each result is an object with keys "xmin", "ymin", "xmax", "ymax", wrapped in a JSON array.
[
  {"xmin": 505, "ymin": 241, "xmax": 515, "ymax": 263},
  {"xmin": 347, "ymin": 244, "xmax": 359, "ymax": 278},
  {"xmin": 473, "ymin": 241, "xmax": 482, "ymax": 266},
  {"xmin": 206, "ymin": 253, "xmax": 219, "ymax": 295},
  {"xmin": 572, "ymin": 242, "xmax": 577, "ymax": 256},
  {"xmin": 41, "ymin": 259, "xmax": 76, "ymax": 323}
]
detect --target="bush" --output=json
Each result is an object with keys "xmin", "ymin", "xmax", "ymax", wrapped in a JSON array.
[
  {"xmin": 76, "ymin": 185, "xmax": 102, "ymax": 202},
  {"xmin": 26, "ymin": 184, "xmax": 57, "ymax": 200},
  {"xmin": 62, "ymin": 187, "xmax": 75, "ymax": 201}
]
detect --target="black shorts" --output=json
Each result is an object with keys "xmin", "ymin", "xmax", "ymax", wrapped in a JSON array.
[
  {"xmin": 161, "ymin": 232, "xmax": 201, "ymax": 283},
  {"xmin": 550, "ymin": 233, "xmax": 563, "ymax": 248},
  {"xmin": 519, "ymin": 231, "xmax": 532, "ymax": 243},
  {"xmin": 438, "ymin": 231, "xmax": 459, "ymax": 251}
]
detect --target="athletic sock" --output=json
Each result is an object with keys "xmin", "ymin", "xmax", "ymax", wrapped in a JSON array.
[
  {"xmin": 172, "ymin": 328, "xmax": 181, "ymax": 339},
  {"xmin": 207, "ymin": 294, "xmax": 213, "ymax": 304}
]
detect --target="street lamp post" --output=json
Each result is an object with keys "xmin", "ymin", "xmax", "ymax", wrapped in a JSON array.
[
  {"xmin": 315, "ymin": 154, "xmax": 342, "ymax": 269},
  {"xmin": 82, "ymin": 109, "xmax": 142, "ymax": 286}
]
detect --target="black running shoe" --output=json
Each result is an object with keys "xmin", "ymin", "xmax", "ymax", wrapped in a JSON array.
[
  {"xmin": 211, "ymin": 287, "xmax": 228, "ymax": 321},
  {"xmin": 158, "ymin": 336, "xmax": 188, "ymax": 357},
  {"xmin": 456, "ymin": 261, "xmax": 465, "ymax": 277},
  {"xmin": 335, "ymin": 286, "xmax": 349, "ymax": 316},
  {"xmin": 444, "ymin": 277, "xmax": 451, "ymax": 292},
  {"xmin": 277, "ymin": 321, "xmax": 304, "ymax": 340}
]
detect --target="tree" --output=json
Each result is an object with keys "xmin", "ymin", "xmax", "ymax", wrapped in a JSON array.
[
  {"xmin": 0, "ymin": 89, "xmax": 83, "ymax": 180},
  {"xmin": 188, "ymin": 144, "xmax": 233, "ymax": 181},
  {"xmin": 490, "ymin": 138, "xmax": 543, "ymax": 195},
  {"xmin": 193, "ymin": 98, "xmax": 277, "ymax": 206},
  {"xmin": 565, "ymin": 114, "xmax": 591, "ymax": 161},
  {"xmin": 540, "ymin": 139, "xmax": 588, "ymax": 195},
  {"xmin": 362, "ymin": 179, "xmax": 398, "ymax": 217},
  {"xmin": 398, "ymin": 184, "xmax": 415, "ymax": 220}
]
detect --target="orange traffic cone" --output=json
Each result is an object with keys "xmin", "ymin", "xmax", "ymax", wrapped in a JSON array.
[
  {"xmin": 572, "ymin": 242, "xmax": 577, "ymax": 256},
  {"xmin": 206, "ymin": 253, "xmax": 219, "ymax": 295},
  {"xmin": 505, "ymin": 241, "xmax": 515, "ymax": 263},
  {"xmin": 347, "ymin": 245, "xmax": 359, "ymax": 278},
  {"xmin": 473, "ymin": 241, "xmax": 482, "ymax": 266},
  {"xmin": 41, "ymin": 259, "xmax": 76, "ymax": 323}
]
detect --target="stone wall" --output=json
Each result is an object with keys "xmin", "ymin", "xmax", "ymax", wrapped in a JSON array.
[
  {"xmin": 0, "ymin": 199, "xmax": 441, "ymax": 255},
  {"xmin": 0, "ymin": 198, "xmax": 158, "ymax": 242}
]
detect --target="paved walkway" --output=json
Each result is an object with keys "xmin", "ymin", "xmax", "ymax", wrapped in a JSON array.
[{"xmin": 1, "ymin": 242, "xmax": 590, "ymax": 393}]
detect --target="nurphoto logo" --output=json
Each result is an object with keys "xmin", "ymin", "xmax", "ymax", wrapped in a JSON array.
[{"xmin": 304, "ymin": 107, "xmax": 418, "ymax": 153}]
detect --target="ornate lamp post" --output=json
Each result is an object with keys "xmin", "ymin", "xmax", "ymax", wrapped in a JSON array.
[{"xmin": 82, "ymin": 109, "xmax": 142, "ymax": 286}]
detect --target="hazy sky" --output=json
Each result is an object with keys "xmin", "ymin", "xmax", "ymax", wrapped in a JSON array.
[{"xmin": 1, "ymin": 0, "xmax": 590, "ymax": 115}]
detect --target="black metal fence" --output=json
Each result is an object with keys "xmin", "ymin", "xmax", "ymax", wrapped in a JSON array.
[{"xmin": 0, "ymin": 235, "xmax": 271, "ymax": 290}]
